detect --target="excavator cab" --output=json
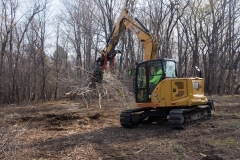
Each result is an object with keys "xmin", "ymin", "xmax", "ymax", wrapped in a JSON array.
[{"xmin": 136, "ymin": 59, "xmax": 177, "ymax": 103}]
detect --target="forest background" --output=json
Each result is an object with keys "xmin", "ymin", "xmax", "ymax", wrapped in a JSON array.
[{"xmin": 0, "ymin": 0, "xmax": 240, "ymax": 104}]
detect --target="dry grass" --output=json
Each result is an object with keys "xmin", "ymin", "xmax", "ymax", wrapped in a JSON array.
[{"xmin": 0, "ymin": 95, "xmax": 240, "ymax": 159}]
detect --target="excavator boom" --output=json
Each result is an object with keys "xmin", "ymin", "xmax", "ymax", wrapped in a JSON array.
[
  {"xmin": 106, "ymin": 8, "xmax": 157, "ymax": 61},
  {"xmin": 93, "ymin": 8, "xmax": 157, "ymax": 82}
]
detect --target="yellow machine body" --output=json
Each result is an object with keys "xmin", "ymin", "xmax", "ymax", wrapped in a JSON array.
[{"xmin": 136, "ymin": 78, "xmax": 208, "ymax": 108}]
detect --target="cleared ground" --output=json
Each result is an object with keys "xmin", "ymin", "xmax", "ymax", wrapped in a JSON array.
[{"xmin": 1, "ymin": 96, "xmax": 240, "ymax": 160}]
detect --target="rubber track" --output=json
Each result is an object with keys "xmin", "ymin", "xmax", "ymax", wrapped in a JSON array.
[
  {"xmin": 169, "ymin": 107, "xmax": 211, "ymax": 129},
  {"xmin": 120, "ymin": 109, "xmax": 134, "ymax": 128},
  {"xmin": 120, "ymin": 108, "xmax": 146, "ymax": 128}
]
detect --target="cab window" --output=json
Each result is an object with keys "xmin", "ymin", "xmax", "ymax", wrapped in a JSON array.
[{"xmin": 165, "ymin": 61, "xmax": 176, "ymax": 78}]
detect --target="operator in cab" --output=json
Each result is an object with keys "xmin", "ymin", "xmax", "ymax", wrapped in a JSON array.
[
  {"xmin": 149, "ymin": 66, "xmax": 162, "ymax": 85},
  {"xmin": 149, "ymin": 65, "xmax": 162, "ymax": 93}
]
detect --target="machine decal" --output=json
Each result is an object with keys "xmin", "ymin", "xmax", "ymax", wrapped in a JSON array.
[
  {"xmin": 134, "ymin": 27, "xmax": 140, "ymax": 34},
  {"xmin": 193, "ymin": 82, "xmax": 199, "ymax": 90},
  {"xmin": 127, "ymin": 24, "xmax": 140, "ymax": 34}
]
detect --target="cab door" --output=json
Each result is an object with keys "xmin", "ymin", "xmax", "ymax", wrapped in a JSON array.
[{"xmin": 136, "ymin": 64, "xmax": 148, "ymax": 102}]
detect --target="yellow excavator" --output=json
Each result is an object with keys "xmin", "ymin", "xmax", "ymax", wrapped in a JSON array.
[{"xmin": 93, "ymin": 8, "xmax": 215, "ymax": 129}]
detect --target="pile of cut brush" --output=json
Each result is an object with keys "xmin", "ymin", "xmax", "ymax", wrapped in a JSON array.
[{"xmin": 64, "ymin": 69, "xmax": 135, "ymax": 108}]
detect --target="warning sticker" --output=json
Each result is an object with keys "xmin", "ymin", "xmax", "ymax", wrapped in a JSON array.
[{"xmin": 193, "ymin": 82, "xmax": 199, "ymax": 90}]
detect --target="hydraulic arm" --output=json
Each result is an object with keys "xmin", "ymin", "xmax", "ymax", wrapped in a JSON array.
[{"xmin": 93, "ymin": 8, "xmax": 158, "ymax": 82}]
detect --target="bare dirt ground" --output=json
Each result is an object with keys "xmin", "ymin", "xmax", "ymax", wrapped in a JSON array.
[{"xmin": 1, "ymin": 95, "xmax": 240, "ymax": 160}]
